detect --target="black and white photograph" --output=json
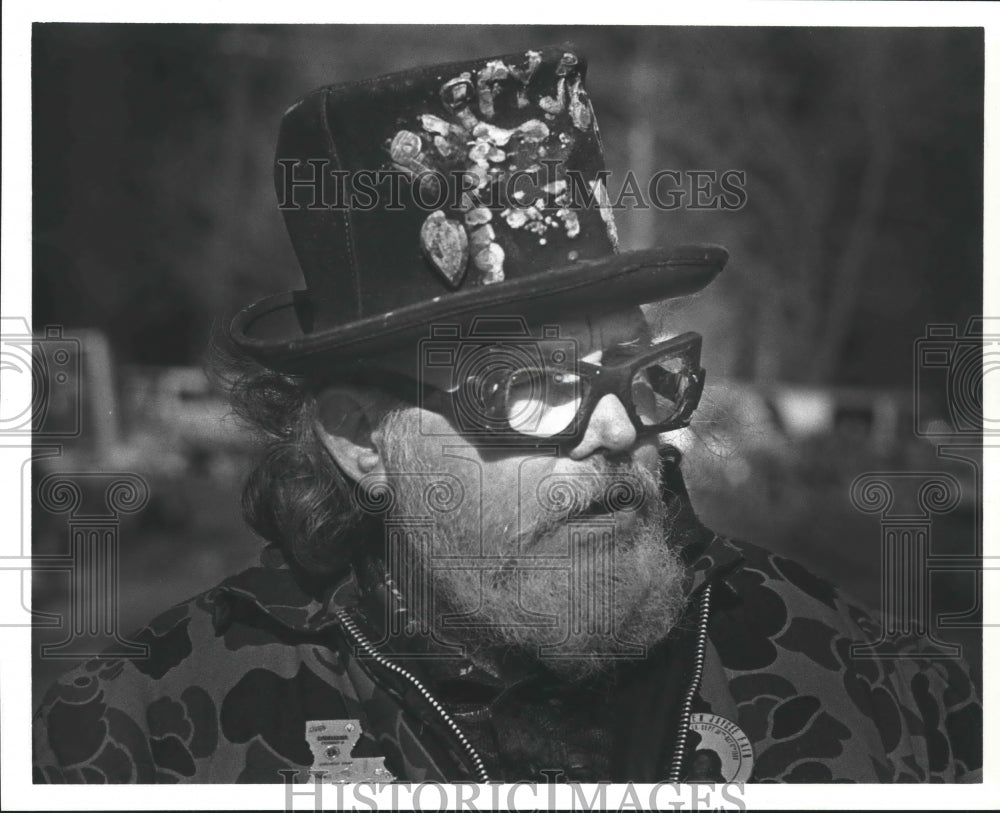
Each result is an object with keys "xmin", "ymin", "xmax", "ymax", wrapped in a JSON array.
[{"xmin": 3, "ymin": 4, "xmax": 996, "ymax": 809}]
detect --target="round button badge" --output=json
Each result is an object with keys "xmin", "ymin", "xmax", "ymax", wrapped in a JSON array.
[{"xmin": 685, "ymin": 713, "xmax": 755, "ymax": 783}]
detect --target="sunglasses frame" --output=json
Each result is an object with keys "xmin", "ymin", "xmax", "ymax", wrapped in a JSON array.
[
  {"xmin": 335, "ymin": 332, "xmax": 705, "ymax": 448},
  {"xmin": 474, "ymin": 331, "xmax": 706, "ymax": 446}
]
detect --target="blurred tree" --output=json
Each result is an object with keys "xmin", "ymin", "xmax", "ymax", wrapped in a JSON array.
[{"xmin": 642, "ymin": 28, "xmax": 982, "ymax": 386}]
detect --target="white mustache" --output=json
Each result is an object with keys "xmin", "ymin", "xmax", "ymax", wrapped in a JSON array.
[
  {"xmin": 508, "ymin": 462, "xmax": 661, "ymax": 551},
  {"xmin": 535, "ymin": 468, "xmax": 652, "ymax": 518}
]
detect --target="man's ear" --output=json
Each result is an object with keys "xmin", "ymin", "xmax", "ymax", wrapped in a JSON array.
[{"xmin": 313, "ymin": 387, "xmax": 389, "ymax": 485}]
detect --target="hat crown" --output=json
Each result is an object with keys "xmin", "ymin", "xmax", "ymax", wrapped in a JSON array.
[
  {"xmin": 230, "ymin": 46, "xmax": 727, "ymax": 373},
  {"xmin": 276, "ymin": 45, "xmax": 619, "ymax": 332}
]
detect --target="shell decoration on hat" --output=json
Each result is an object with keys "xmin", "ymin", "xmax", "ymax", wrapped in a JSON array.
[{"xmin": 387, "ymin": 50, "xmax": 609, "ymax": 290}]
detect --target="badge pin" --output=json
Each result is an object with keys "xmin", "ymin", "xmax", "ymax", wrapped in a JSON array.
[
  {"xmin": 305, "ymin": 719, "xmax": 396, "ymax": 783},
  {"xmin": 685, "ymin": 713, "xmax": 755, "ymax": 783}
]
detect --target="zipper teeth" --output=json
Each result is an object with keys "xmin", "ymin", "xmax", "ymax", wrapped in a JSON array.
[
  {"xmin": 335, "ymin": 610, "xmax": 490, "ymax": 783},
  {"xmin": 338, "ymin": 586, "xmax": 712, "ymax": 785},
  {"xmin": 666, "ymin": 584, "xmax": 713, "ymax": 783}
]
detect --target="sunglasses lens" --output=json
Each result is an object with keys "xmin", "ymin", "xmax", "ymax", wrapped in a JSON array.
[
  {"xmin": 505, "ymin": 368, "xmax": 582, "ymax": 437},
  {"xmin": 632, "ymin": 357, "xmax": 691, "ymax": 427}
]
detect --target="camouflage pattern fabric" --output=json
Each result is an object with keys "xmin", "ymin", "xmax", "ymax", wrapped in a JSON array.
[
  {"xmin": 690, "ymin": 539, "xmax": 981, "ymax": 783},
  {"xmin": 33, "ymin": 509, "xmax": 981, "ymax": 783}
]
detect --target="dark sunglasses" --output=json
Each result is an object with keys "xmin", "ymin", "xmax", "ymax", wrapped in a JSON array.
[{"xmin": 339, "ymin": 332, "xmax": 705, "ymax": 447}]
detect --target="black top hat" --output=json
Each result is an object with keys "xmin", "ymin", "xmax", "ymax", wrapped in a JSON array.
[{"xmin": 230, "ymin": 44, "xmax": 728, "ymax": 374}]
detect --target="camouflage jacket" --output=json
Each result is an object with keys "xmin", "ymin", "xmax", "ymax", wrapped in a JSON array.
[{"xmin": 33, "ymin": 493, "xmax": 982, "ymax": 784}]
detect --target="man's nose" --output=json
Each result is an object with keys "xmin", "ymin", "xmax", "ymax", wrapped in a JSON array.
[{"xmin": 568, "ymin": 393, "xmax": 637, "ymax": 460}]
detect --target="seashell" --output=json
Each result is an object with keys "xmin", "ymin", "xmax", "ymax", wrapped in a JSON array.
[
  {"xmin": 467, "ymin": 162, "xmax": 490, "ymax": 190},
  {"xmin": 503, "ymin": 208, "xmax": 529, "ymax": 229},
  {"xmin": 464, "ymin": 206, "xmax": 493, "ymax": 226},
  {"xmin": 390, "ymin": 130, "xmax": 437, "ymax": 179},
  {"xmin": 487, "ymin": 146, "xmax": 506, "ymax": 163},
  {"xmin": 469, "ymin": 223, "xmax": 495, "ymax": 251},
  {"xmin": 440, "ymin": 75, "xmax": 474, "ymax": 111},
  {"xmin": 477, "ymin": 60, "xmax": 510, "ymax": 120},
  {"xmin": 455, "ymin": 108, "xmax": 479, "ymax": 131},
  {"xmin": 472, "ymin": 121, "xmax": 515, "ymax": 146},
  {"xmin": 516, "ymin": 120, "xmax": 550, "ymax": 143},
  {"xmin": 543, "ymin": 180, "xmax": 567, "ymax": 195},
  {"xmin": 468, "ymin": 141, "xmax": 492, "ymax": 163},
  {"xmin": 591, "ymin": 179, "xmax": 619, "ymax": 249},
  {"xmin": 540, "ymin": 94, "xmax": 565, "ymax": 115},
  {"xmin": 390, "ymin": 130, "xmax": 423, "ymax": 164},
  {"xmin": 556, "ymin": 52, "xmax": 579, "ymax": 77},
  {"xmin": 540, "ymin": 77, "xmax": 567, "ymax": 115},
  {"xmin": 478, "ymin": 92, "xmax": 495, "ymax": 120},
  {"xmin": 510, "ymin": 50, "xmax": 542, "ymax": 85},
  {"xmin": 568, "ymin": 77, "xmax": 592, "ymax": 131},
  {"xmin": 433, "ymin": 135, "xmax": 455, "ymax": 158},
  {"xmin": 558, "ymin": 208, "xmax": 580, "ymax": 238},
  {"xmin": 481, "ymin": 60, "xmax": 511, "ymax": 81},
  {"xmin": 473, "ymin": 242, "xmax": 505, "ymax": 283},
  {"xmin": 420, "ymin": 211, "xmax": 469, "ymax": 288},
  {"xmin": 421, "ymin": 114, "xmax": 455, "ymax": 136}
]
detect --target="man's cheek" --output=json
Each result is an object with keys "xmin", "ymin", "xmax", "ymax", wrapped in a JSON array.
[{"xmin": 635, "ymin": 438, "xmax": 662, "ymax": 473}]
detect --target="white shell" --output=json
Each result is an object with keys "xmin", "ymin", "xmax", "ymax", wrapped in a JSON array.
[
  {"xmin": 568, "ymin": 77, "xmax": 593, "ymax": 131},
  {"xmin": 420, "ymin": 211, "xmax": 469, "ymax": 288},
  {"xmin": 591, "ymin": 179, "xmax": 619, "ymax": 249},
  {"xmin": 433, "ymin": 135, "xmax": 455, "ymax": 157},
  {"xmin": 464, "ymin": 207, "xmax": 493, "ymax": 227},
  {"xmin": 469, "ymin": 223, "xmax": 496, "ymax": 251},
  {"xmin": 473, "ymin": 242, "xmax": 505, "ymax": 283},
  {"xmin": 517, "ymin": 120, "xmax": 550, "ymax": 143},
  {"xmin": 503, "ymin": 208, "xmax": 529, "ymax": 229},
  {"xmin": 421, "ymin": 114, "xmax": 455, "ymax": 136},
  {"xmin": 472, "ymin": 121, "xmax": 515, "ymax": 147}
]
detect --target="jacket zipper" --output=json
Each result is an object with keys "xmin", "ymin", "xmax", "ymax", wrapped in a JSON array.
[
  {"xmin": 335, "ymin": 609, "xmax": 491, "ymax": 782},
  {"xmin": 337, "ymin": 584, "xmax": 712, "ymax": 785},
  {"xmin": 666, "ymin": 584, "xmax": 713, "ymax": 783}
]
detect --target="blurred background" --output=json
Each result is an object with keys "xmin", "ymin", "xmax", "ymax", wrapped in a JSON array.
[{"xmin": 29, "ymin": 25, "xmax": 983, "ymax": 699}]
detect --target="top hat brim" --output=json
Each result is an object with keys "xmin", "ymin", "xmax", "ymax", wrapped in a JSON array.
[{"xmin": 230, "ymin": 244, "xmax": 727, "ymax": 375}]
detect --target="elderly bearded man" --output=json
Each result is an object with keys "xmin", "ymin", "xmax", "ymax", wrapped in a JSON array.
[{"xmin": 33, "ymin": 45, "xmax": 981, "ymax": 784}]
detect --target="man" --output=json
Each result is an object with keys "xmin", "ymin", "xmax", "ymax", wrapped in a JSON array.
[{"xmin": 33, "ymin": 45, "xmax": 981, "ymax": 784}]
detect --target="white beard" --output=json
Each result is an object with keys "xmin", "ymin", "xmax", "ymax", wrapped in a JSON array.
[{"xmin": 372, "ymin": 410, "xmax": 690, "ymax": 680}]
